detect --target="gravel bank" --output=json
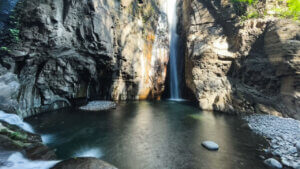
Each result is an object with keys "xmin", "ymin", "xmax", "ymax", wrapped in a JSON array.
[
  {"xmin": 244, "ymin": 115, "xmax": 300, "ymax": 169},
  {"xmin": 79, "ymin": 101, "xmax": 117, "ymax": 111}
]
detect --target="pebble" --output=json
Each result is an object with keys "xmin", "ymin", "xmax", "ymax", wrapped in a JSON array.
[
  {"xmin": 244, "ymin": 115, "xmax": 300, "ymax": 169},
  {"xmin": 201, "ymin": 141, "xmax": 219, "ymax": 151},
  {"xmin": 79, "ymin": 101, "xmax": 116, "ymax": 111},
  {"xmin": 264, "ymin": 158, "xmax": 283, "ymax": 169}
]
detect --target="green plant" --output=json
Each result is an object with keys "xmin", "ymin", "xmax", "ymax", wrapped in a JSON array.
[
  {"xmin": 231, "ymin": 0, "xmax": 258, "ymax": 5},
  {"xmin": 0, "ymin": 46, "xmax": 9, "ymax": 51},
  {"xmin": 247, "ymin": 11, "xmax": 260, "ymax": 18},
  {"xmin": 0, "ymin": 128, "xmax": 27, "ymax": 140},
  {"xmin": 9, "ymin": 28, "xmax": 20, "ymax": 42},
  {"xmin": 10, "ymin": 131, "xmax": 27, "ymax": 140},
  {"xmin": 271, "ymin": 0, "xmax": 300, "ymax": 20},
  {"xmin": 287, "ymin": 0, "xmax": 300, "ymax": 20}
]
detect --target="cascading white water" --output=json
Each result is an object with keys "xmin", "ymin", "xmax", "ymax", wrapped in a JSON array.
[
  {"xmin": 167, "ymin": 0, "xmax": 181, "ymax": 99},
  {"xmin": 0, "ymin": 111, "xmax": 34, "ymax": 133},
  {"xmin": 1, "ymin": 152, "xmax": 59, "ymax": 169},
  {"xmin": 0, "ymin": 111, "xmax": 60, "ymax": 169}
]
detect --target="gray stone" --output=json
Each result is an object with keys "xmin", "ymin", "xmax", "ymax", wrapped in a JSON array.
[
  {"xmin": 264, "ymin": 158, "xmax": 282, "ymax": 169},
  {"xmin": 201, "ymin": 141, "xmax": 219, "ymax": 151}
]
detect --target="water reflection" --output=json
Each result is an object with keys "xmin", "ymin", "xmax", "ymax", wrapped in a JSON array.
[{"xmin": 27, "ymin": 101, "xmax": 267, "ymax": 169}]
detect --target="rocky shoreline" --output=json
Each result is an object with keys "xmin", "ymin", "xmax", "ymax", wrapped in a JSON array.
[{"xmin": 244, "ymin": 115, "xmax": 300, "ymax": 169}]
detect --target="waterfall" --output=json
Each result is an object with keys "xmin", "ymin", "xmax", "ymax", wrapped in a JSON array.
[{"xmin": 167, "ymin": 0, "xmax": 181, "ymax": 99}]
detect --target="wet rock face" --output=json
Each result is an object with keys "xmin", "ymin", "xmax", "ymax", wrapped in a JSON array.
[
  {"xmin": 181, "ymin": 0, "xmax": 300, "ymax": 119},
  {"xmin": 0, "ymin": 66, "xmax": 20, "ymax": 114},
  {"xmin": 0, "ymin": 0, "xmax": 169, "ymax": 117}
]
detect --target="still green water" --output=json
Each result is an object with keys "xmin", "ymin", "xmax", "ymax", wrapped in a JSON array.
[{"xmin": 26, "ymin": 101, "xmax": 268, "ymax": 169}]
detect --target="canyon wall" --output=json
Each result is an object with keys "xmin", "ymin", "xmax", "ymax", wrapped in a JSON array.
[
  {"xmin": 0, "ymin": 0, "xmax": 299, "ymax": 119},
  {"xmin": 0, "ymin": 0, "xmax": 169, "ymax": 117},
  {"xmin": 180, "ymin": 0, "xmax": 300, "ymax": 119}
]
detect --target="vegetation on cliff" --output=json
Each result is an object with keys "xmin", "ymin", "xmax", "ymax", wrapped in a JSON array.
[{"xmin": 231, "ymin": 0, "xmax": 300, "ymax": 20}]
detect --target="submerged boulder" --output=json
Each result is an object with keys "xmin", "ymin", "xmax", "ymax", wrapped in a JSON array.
[{"xmin": 51, "ymin": 157, "xmax": 118, "ymax": 169}]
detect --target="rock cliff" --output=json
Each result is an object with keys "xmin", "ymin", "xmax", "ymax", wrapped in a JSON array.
[
  {"xmin": 0, "ymin": 0, "xmax": 299, "ymax": 119},
  {"xmin": 0, "ymin": 0, "xmax": 169, "ymax": 117},
  {"xmin": 180, "ymin": 0, "xmax": 300, "ymax": 119}
]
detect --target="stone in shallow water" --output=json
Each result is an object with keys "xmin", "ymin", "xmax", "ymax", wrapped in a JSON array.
[
  {"xmin": 201, "ymin": 141, "xmax": 219, "ymax": 151},
  {"xmin": 79, "ymin": 101, "xmax": 116, "ymax": 111},
  {"xmin": 264, "ymin": 158, "xmax": 282, "ymax": 169},
  {"xmin": 51, "ymin": 157, "xmax": 118, "ymax": 169}
]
